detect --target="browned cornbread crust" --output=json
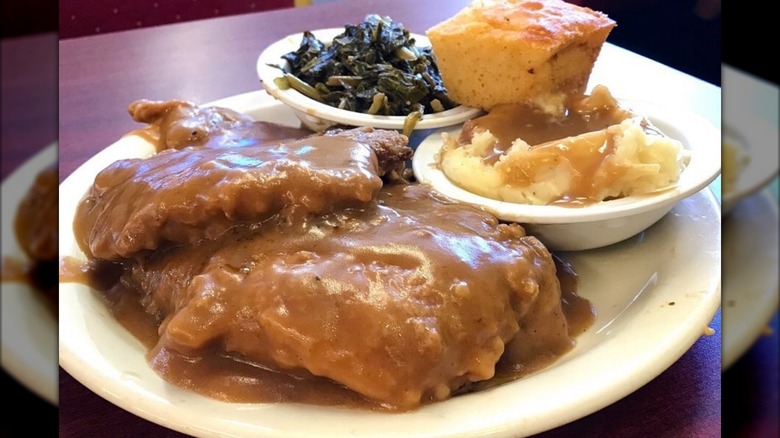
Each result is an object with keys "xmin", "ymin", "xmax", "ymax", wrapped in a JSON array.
[{"xmin": 427, "ymin": 0, "xmax": 616, "ymax": 112}]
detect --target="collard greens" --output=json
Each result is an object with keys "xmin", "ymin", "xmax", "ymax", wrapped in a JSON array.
[{"xmin": 279, "ymin": 15, "xmax": 457, "ymax": 117}]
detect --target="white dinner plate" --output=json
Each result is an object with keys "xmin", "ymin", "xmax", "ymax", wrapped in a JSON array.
[
  {"xmin": 721, "ymin": 65, "xmax": 779, "ymax": 214},
  {"xmin": 1, "ymin": 143, "xmax": 59, "ymax": 405},
  {"xmin": 721, "ymin": 185, "xmax": 780, "ymax": 369},
  {"xmin": 59, "ymin": 91, "xmax": 721, "ymax": 437}
]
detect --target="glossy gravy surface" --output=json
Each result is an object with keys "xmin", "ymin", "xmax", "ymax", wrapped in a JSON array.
[
  {"xmin": 73, "ymin": 134, "xmax": 383, "ymax": 261},
  {"xmin": 451, "ymin": 86, "xmax": 671, "ymax": 205},
  {"xmin": 63, "ymin": 100, "xmax": 594, "ymax": 411},
  {"xmin": 460, "ymin": 85, "xmax": 635, "ymax": 165},
  {"xmin": 127, "ymin": 99, "xmax": 312, "ymax": 152},
  {"xmin": 65, "ymin": 185, "xmax": 593, "ymax": 411}
]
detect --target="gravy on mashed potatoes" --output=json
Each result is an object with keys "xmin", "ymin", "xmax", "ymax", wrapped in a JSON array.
[{"xmin": 438, "ymin": 85, "xmax": 690, "ymax": 205}]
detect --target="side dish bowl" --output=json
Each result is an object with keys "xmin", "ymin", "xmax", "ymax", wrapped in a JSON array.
[
  {"xmin": 256, "ymin": 28, "xmax": 482, "ymax": 132},
  {"xmin": 413, "ymin": 99, "xmax": 721, "ymax": 251}
]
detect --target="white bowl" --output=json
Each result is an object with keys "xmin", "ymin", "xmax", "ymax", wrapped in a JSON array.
[
  {"xmin": 256, "ymin": 28, "xmax": 482, "ymax": 132},
  {"xmin": 413, "ymin": 99, "xmax": 721, "ymax": 251}
]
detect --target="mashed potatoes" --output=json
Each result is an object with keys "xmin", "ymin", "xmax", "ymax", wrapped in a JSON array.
[{"xmin": 438, "ymin": 86, "xmax": 690, "ymax": 205}]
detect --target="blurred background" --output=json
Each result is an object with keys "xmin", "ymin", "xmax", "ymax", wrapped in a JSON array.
[
  {"xmin": 4, "ymin": 0, "xmax": 725, "ymax": 84},
  {"xmin": 1, "ymin": 0, "xmax": 59, "ymax": 435}
]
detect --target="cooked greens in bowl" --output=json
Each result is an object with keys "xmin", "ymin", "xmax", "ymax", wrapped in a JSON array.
[
  {"xmin": 257, "ymin": 16, "xmax": 481, "ymax": 133},
  {"xmin": 279, "ymin": 15, "xmax": 456, "ymax": 117}
]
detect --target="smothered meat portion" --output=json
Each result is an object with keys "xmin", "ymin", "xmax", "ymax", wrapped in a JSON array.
[
  {"xmin": 69, "ymin": 100, "xmax": 591, "ymax": 411},
  {"xmin": 74, "ymin": 121, "xmax": 410, "ymax": 261},
  {"xmin": 120, "ymin": 183, "xmax": 569, "ymax": 410},
  {"xmin": 128, "ymin": 99, "xmax": 312, "ymax": 152}
]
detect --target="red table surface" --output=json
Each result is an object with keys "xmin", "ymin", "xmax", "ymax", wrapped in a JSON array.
[{"xmin": 42, "ymin": 0, "xmax": 774, "ymax": 436}]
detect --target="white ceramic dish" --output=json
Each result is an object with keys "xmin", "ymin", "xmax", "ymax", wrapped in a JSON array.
[
  {"xmin": 256, "ymin": 27, "xmax": 482, "ymax": 132},
  {"xmin": 721, "ymin": 186, "xmax": 780, "ymax": 369},
  {"xmin": 721, "ymin": 65, "xmax": 779, "ymax": 215},
  {"xmin": 1, "ymin": 143, "xmax": 59, "ymax": 405},
  {"xmin": 413, "ymin": 99, "xmax": 721, "ymax": 251},
  {"xmin": 59, "ymin": 91, "xmax": 721, "ymax": 438}
]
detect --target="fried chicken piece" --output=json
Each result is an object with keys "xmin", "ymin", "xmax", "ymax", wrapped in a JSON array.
[
  {"xmin": 122, "ymin": 184, "xmax": 571, "ymax": 410},
  {"xmin": 74, "ymin": 120, "xmax": 412, "ymax": 261},
  {"xmin": 128, "ymin": 99, "xmax": 312, "ymax": 151}
]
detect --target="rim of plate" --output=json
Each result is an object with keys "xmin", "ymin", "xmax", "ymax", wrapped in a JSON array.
[
  {"xmin": 1, "ymin": 142, "xmax": 59, "ymax": 406},
  {"xmin": 256, "ymin": 28, "xmax": 483, "ymax": 130},
  {"xmin": 413, "ymin": 98, "xmax": 722, "ymax": 224}
]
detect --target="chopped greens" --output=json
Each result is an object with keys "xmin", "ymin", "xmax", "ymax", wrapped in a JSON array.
[{"xmin": 278, "ymin": 15, "xmax": 457, "ymax": 119}]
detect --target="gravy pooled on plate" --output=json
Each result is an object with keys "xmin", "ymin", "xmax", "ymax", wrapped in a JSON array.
[{"xmin": 63, "ymin": 100, "xmax": 593, "ymax": 411}]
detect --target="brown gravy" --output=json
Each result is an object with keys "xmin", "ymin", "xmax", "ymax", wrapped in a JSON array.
[
  {"xmin": 461, "ymin": 85, "xmax": 635, "ymax": 164},
  {"xmin": 62, "ymin": 100, "xmax": 595, "ymax": 412},
  {"xmin": 452, "ymin": 86, "xmax": 672, "ymax": 205},
  {"xmin": 62, "ymin": 186, "xmax": 593, "ymax": 412}
]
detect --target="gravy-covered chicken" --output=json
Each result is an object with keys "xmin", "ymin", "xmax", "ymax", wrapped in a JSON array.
[
  {"xmin": 75, "ymin": 128, "xmax": 408, "ymax": 260},
  {"xmin": 66, "ymin": 99, "xmax": 592, "ymax": 411}
]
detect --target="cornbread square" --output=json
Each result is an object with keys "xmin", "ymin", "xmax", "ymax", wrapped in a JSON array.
[{"xmin": 427, "ymin": 0, "xmax": 616, "ymax": 113}]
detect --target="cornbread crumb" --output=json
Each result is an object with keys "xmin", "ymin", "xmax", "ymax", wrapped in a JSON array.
[{"xmin": 427, "ymin": 0, "xmax": 616, "ymax": 113}]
